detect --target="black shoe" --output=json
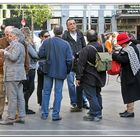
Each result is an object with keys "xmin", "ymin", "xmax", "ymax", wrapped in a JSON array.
[
  {"xmin": 70, "ymin": 107, "xmax": 82, "ymax": 112},
  {"xmin": 15, "ymin": 118, "xmax": 25, "ymax": 124},
  {"xmin": 119, "ymin": 110, "xmax": 127, "ymax": 116},
  {"xmin": 83, "ymin": 115, "xmax": 94, "ymax": 121},
  {"xmin": 83, "ymin": 115, "xmax": 101, "ymax": 122},
  {"xmin": 87, "ymin": 112, "xmax": 102, "ymax": 119},
  {"xmin": 52, "ymin": 117, "xmax": 62, "ymax": 121},
  {"xmin": 83, "ymin": 104, "xmax": 90, "ymax": 110},
  {"xmin": 120, "ymin": 111, "xmax": 134, "ymax": 118},
  {"xmin": 0, "ymin": 115, "xmax": 2, "ymax": 120},
  {"xmin": 71, "ymin": 103, "xmax": 77, "ymax": 108},
  {"xmin": 26, "ymin": 109, "xmax": 36, "ymax": 115}
]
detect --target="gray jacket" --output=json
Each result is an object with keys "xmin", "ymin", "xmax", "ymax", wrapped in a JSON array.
[
  {"xmin": 4, "ymin": 41, "xmax": 26, "ymax": 81},
  {"xmin": 27, "ymin": 44, "xmax": 38, "ymax": 70}
]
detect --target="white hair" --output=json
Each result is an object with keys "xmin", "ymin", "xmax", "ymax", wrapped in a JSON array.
[{"xmin": 11, "ymin": 28, "xmax": 25, "ymax": 42}]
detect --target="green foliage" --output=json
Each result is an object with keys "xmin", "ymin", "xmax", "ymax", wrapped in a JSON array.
[
  {"xmin": 17, "ymin": 4, "xmax": 52, "ymax": 27},
  {"xmin": 3, "ymin": 15, "xmax": 31, "ymax": 29}
]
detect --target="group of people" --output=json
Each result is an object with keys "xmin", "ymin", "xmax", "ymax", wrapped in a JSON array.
[
  {"xmin": 0, "ymin": 17, "xmax": 140, "ymax": 125},
  {"xmin": 0, "ymin": 25, "xmax": 39, "ymax": 124}
]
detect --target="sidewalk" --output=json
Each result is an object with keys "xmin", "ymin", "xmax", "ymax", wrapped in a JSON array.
[{"xmin": 0, "ymin": 75, "xmax": 140, "ymax": 136}]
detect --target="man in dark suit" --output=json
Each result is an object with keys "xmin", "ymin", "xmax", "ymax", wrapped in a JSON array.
[{"xmin": 62, "ymin": 18, "xmax": 89, "ymax": 112}]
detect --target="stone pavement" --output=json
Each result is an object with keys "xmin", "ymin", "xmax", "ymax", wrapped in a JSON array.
[{"xmin": 0, "ymin": 75, "xmax": 140, "ymax": 136}]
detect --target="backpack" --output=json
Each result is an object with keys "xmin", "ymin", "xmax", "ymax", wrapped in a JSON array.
[{"xmin": 87, "ymin": 45, "xmax": 112, "ymax": 72}]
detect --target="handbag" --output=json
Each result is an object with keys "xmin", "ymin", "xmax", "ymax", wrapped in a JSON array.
[
  {"xmin": 39, "ymin": 39, "xmax": 51, "ymax": 74},
  {"xmin": 107, "ymin": 60, "xmax": 121, "ymax": 75}
]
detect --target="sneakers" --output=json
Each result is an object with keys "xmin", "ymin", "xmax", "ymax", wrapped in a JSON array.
[
  {"xmin": 87, "ymin": 112, "xmax": 102, "ymax": 119},
  {"xmin": 71, "ymin": 107, "xmax": 82, "ymax": 112},
  {"xmin": 119, "ymin": 111, "xmax": 134, "ymax": 118},
  {"xmin": 71, "ymin": 103, "xmax": 77, "ymax": 108},
  {"xmin": 83, "ymin": 115, "xmax": 101, "ymax": 122},
  {"xmin": 41, "ymin": 116, "xmax": 48, "ymax": 120},
  {"xmin": 52, "ymin": 117, "xmax": 62, "ymax": 121},
  {"xmin": 15, "ymin": 118, "xmax": 25, "ymax": 124},
  {"xmin": 0, "ymin": 118, "xmax": 15, "ymax": 125},
  {"xmin": 26, "ymin": 109, "xmax": 36, "ymax": 115}
]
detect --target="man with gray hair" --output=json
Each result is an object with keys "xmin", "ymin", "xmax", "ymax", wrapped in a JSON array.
[
  {"xmin": 0, "ymin": 28, "xmax": 26, "ymax": 125},
  {"xmin": 38, "ymin": 25, "xmax": 73, "ymax": 121}
]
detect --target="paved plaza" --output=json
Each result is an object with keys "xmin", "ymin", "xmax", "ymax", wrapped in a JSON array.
[{"xmin": 0, "ymin": 75, "xmax": 140, "ymax": 136}]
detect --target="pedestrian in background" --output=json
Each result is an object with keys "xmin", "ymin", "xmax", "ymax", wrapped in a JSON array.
[
  {"xmin": 112, "ymin": 32, "xmax": 140, "ymax": 118},
  {"xmin": 21, "ymin": 27, "xmax": 39, "ymax": 115},
  {"xmin": 105, "ymin": 34, "xmax": 113, "ymax": 53}
]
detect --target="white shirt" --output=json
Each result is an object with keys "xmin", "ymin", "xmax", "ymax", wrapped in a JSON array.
[{"xmin": 70, "ymin": 32, "xmax": 77, "ymax": 42}]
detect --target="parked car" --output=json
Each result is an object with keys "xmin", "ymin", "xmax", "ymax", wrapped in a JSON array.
[{"xmin": 33, "ymin": 30, "xmax": 41, "ymax": 52}]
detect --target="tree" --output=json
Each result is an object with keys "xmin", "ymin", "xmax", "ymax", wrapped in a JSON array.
[{"xmin": 17, "ymin": 4, "xmax": 52, "ymax": 30}]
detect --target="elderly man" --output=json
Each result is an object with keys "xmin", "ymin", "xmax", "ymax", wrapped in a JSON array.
[
  {"xmin": 0, "ymin": 28, "xmax": 26, "ymax": 125},
  {"xmin": 76, "ymin": 30, "xmax": 106, "ymax": 121},
  {"xmin": 38, "ymin": 25, "xmax": 73, "ymax": 121}
]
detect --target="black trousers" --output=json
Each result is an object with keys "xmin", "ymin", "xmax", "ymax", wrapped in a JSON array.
[
  {"xmin": 23, "ymin": 69, "xmax": 36, "ymax": 110},
  {"xmin": 76, "ymin": 85, "xmax": 83, "ymax": 109},
  {"xmin": 36, "ymin": 69, "xmax": 44, "ymax": 106},
  {"xmin": 76, "ymin": 85, "xmax": 88, "ymax": 108}
]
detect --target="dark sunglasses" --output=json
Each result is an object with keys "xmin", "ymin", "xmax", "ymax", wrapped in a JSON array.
[{"xmin": 43, "ymin": 35, "xmax": 50, "ymax": 38}]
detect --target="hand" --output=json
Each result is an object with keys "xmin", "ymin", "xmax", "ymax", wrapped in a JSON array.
[
  {"xmin": 76, "ymin": 80, "xmax": 80, "ymax": 86},
  {"xmin": 0, "ymin": 49, "xmax": 4, "ymax": 55}
]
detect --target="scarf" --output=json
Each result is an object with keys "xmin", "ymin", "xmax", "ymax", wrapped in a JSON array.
[{"xmin": 123, "ymin": 44, "xmax": 140, "ymax": 76}]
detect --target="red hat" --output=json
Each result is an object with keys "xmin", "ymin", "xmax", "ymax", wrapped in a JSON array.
[{"xmin": 117, "ymin": 32, "xmax": 130, "ymax": 45}]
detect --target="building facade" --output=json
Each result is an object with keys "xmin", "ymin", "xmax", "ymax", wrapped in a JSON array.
[{"xmin": 0, "ymin": 4, "xmax": 140, "ymax": 39}]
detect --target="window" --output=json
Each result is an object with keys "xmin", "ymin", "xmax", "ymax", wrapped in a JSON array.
[{"xmin": 3, "ymin": 10, "xmax": 6, "ymax": 18}]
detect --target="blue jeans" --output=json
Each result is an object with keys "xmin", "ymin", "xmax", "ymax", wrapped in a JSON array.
[
  {"xmin": 83, "ymin": 92, "xmax": 89, "ymax": 105},
  {"xmin": 41, "ymin": 75, "xmax": 64, "ymax": 119},
  {"xmin": 82, "ymin": 83, "xmax": 102, "ymax": 117},
  {"xmin": 66, "ymin": 72, "xmax": 77, "ymax": 105}
]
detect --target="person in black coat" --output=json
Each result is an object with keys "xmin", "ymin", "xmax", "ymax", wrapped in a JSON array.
[
  {"xmin": 76, "ymin": 30, "xmax": 106, "ymax": 121},
  {"xmin": 112, "ymin": 32, "xmax": 140, "ymax": 118},
  {"xmin": 62, "ymin": 18, "xmax": 89, "ymax": 111}
]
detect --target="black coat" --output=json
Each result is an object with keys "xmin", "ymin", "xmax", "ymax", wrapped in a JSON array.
[
  {"xmin": 62, "ymin": 30, "xmax": 86, "ymax": 56},
  {"xmin": 76, "ymin": 43, "xmax": 106, "ymax": 87},
  {"xmin": 112, "ymin": 42, "xmax": 140, "ymax": 104}
]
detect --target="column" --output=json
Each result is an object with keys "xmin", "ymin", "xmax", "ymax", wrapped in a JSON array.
[
  {"xmin": 111, "ymin": 5, "xmax": 117, "ymax": 32},
  {"xmin": 83, "ymin": 5, "xmax": 87, "ymax": 33},
  {"xmin": 98, "ymin": 5, "xmax": 105, "ymax": 34},
  {"xmin": 88, "ymin": 4, "xmax": 92, "ymax": 30},
  {"xmin": 61, "ymin": 5, "xmax": 69, "ymax": 31}
]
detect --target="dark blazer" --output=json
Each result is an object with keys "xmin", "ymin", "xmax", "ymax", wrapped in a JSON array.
[
  {"xmin": 112, "ymin": 42, "xmax": 140, "ymax": 104},
  {"xmin": 62, "ymin": 29, "xmax": 86, "ymax": 56}
]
